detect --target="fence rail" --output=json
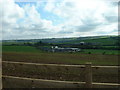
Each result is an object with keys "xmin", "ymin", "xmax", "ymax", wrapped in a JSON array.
[
  {"xmin": 2, "ymin": 60, "xmax": 120, "ymax": 88},
  {"xmin": 2, "ymin": 75, "xmax": 120, "ymax": 88},
  {"xmin": 0, "ymin": 59, "xmax": 2, "ymax": 89},
  {"xmin": 2, "ymin": 61, "xmax": 119, "ymax": 68}
]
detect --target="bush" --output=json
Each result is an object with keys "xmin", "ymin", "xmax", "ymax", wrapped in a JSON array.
[
  {"xmin": 102, "ymin": 52, "xmax": 106, "ymax": 55},
  {"xmin": 88, "ymin": 52, "xmax": 91, "ymax": 54}
]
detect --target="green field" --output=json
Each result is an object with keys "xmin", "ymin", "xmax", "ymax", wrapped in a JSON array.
[
  {"xmin": 2, "ymin": 46, "xmax": 42, "ymax": 53},
  {"xmin": 2, "ymin": 46, "xmax": 120, "ymax": 55},
  {"xmin": 81, "ymin": 38, "xmax": 117, "ymax": 45},
  {"xmin": 81, "ymin": 49, "xmax": 119, "ymax": 55},
  {"xmin": 53, "ymin": 36, "xmax": 118, "ymax": 45},
  {"xmin": 2, "ymin": 35, "xmax": 119, "ymax": 45}
]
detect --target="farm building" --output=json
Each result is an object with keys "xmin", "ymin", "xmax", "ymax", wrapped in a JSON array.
[
  {"xmin": 51, "ymin": 46, "xmax": 81, "ymax": 52},
  {"xmin": 39, "ymin": 46, "xmax": 81, "ymax": 52}
]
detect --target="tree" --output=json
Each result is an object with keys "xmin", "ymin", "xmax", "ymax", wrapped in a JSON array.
[
  {"xmin": 34, "ymin": 41, "xmax": 49, "ymax": 47},
  {"xmin": 24, "ymin": 42, "xmax": 32, "ymax": 46}
]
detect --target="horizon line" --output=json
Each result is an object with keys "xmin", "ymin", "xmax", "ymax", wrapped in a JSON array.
[{"xmin": 1, "ymin": 35, "xmax": 118, "ymax": 41}]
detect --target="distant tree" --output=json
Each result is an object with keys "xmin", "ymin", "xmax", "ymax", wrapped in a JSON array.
[
  {"xmin": 115, "ymin": 37, "xmax": 120, "ymax": 46},
  {"xmin": 115, "ymin": 41, "xmax": 120, "ymax": 46},
  {"xmin": 34, "ymin": 41, "xmax": 42, "ymax": 46},
  {"xmin": 102, "ymin": 52, "xmax": 106, "ymax": 55},
  {"xmin": 24, "ymin": 42, "xmax": 32, "ymax": 46},
  {"xmin": 49, "ymin": 43, "xmax": 54, "ymax": 46},
  {"xmin": 34, "ymin": 41, "xmax": 48, "ymax": 47},
  {"xmin": 88, "ymin": 52, "xmax": 91, "ymax": 54}
]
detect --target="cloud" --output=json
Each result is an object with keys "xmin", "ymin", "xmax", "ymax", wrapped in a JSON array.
[
  {"xmin": 1, "ymin": 0, "xmax": 25, "ymax": 39},
  {"xmin": 1, "ymin": 0, "xmax": 58, "ymax": 39},
  {"xmin": 43, "ymin": 0, "xmax": 118, "ymax": 36},
  {"xmin": 1, "ymin": 0, "xmax": 118, "ymax": 40}
]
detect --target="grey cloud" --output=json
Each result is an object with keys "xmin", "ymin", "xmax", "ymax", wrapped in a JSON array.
[
  {"xmin": 104, "ymin": 16, "xmax": 118, "ymax": 23},
  {"xmin": 65, "ymin": 2, "xmax": 74, "ymax": 7},
  {"xmin": 58, "ymin": 30, "xmax": 73, "ymax": 34},
  {"xmin": 112, "ymin": 29, "xmax": 118, "ymax": 32},
  {"xmin": 81, "ymin": 17, "xmax": 102, "ymax": 26},
  {"xmin": 58, "ymin": 25, "xmax": 74, "ymax": 34},
  {"xmin": 13, "ymin": 25, "xmax": 48, "ymax": 33},
  {"xmin": 75, "ymin": 25, "xmax": 97, "ymax": 32},
  {"xmin": 2, "ymin": 29, "xmax": 53, "ymax": 40},
  {"xmin": 112, "ymin": 2, "xmax": 118, "ymax": 6},
  {"xmin": 74, "ymin": 18, "xmax": 102, "ymax": 32}
]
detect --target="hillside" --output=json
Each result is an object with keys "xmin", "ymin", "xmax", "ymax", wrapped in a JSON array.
[{"xmin": 2, "ymin": 35, "xmax": 119, "ymax": 46}]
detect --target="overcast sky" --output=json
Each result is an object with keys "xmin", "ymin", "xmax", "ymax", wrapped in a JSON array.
[{"xmin": 0, "ymin": 0, "xmax": 119, "ymax": 40}]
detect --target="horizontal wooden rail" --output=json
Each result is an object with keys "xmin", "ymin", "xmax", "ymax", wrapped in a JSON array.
[
  {"xmin": 2, "ymin": 75, "xmax": 120, "ymax": 87},
  {"xmin": 2, "ymin": 75, "xmax": 85, "ymax": 84},
  {"xmin": 2, "ymin": 75, "xmax": 85, "ymax": 88},
  {"xmin": 2, "ymin": 61, "xmax": 120, "ymax": 68},
  {"xmin": 92, "ymin": 66, "xmax": 119, "ymax": 68},
  {"xmin": 93, "ymin": 82, "xmax": 120, "ymax": 86},
  {"xmin": 2, "ymin": 61, "xmax": 85, "ymax": 67}
]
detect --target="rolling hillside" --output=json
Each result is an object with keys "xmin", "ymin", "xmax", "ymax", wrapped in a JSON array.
[{"xmin": 2, "ymin": 35, "xmax": 119, "ymax": 46}]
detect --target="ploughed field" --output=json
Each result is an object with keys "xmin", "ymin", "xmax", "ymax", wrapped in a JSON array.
[
  {"xmin": 2, "ymin": 51, "xmax": 119, "ymax": 83},
  {"xmin": 2, "ymin": 52, "xmax": 118, "ymax": 65}
]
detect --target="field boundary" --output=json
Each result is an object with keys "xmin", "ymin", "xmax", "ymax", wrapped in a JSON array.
[
  {"xmin": 2, "ymin": 60, "xmax": 120, "ymax": 88},
  {"xmin": 2, "ymin": 61, "xmax": 119, "ymax": 68},
  {"xmin": 3, "ymin": 75, "xmax": 85, "ymax": 84},
  {"xmin": 2, "ymin": 75, "xmax": 120, "ymax": 86}
]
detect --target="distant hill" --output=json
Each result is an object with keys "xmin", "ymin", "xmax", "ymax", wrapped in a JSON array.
[{"xmin": 2, "ymin": 35, "xmax": 119, "ymax": 46}]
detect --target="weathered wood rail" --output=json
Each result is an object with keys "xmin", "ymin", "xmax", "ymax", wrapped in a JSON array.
[
  {"xmin": 2, "ymin": 61, "xmax": 119, "ymax": 68},
  {"xmin": 2, "ymin": 61, "xmax": 120, "ymax": 88},
  {"xmin": 2, "ymin": 75, "xmax": 120, "ymax": 88}
]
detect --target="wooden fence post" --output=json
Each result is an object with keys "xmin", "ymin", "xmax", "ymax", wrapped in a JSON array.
[
  {"xmin": 0, "ymin": 58, "xmax": 2, "ymax": 89},
  {"xmin": 85, "ymin": 62, "xmax": 92, "ymax": 88}
]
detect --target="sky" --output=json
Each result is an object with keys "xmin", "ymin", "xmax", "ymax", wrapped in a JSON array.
[{"xmin": 0, "ymin": 0, "xmax": 119, "ymax": 40}]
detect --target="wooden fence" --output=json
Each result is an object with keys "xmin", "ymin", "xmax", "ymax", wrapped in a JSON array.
[
  {"xmin": 2, "ymin": 61, "xmax": 120, "ymax": 88},
  {"xmin": 0, "ymin": 59, "xmax": 2, "ymax": 89}
]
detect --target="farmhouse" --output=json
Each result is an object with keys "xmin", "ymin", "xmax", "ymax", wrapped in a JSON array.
[{"xmin": 51, "ymin": 46, "xmax": 81, "ymax": 52}]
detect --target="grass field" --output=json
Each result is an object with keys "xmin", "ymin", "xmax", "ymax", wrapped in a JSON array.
[
  {"xmin": 81, "ymin": 38, "xmax": 117, "ymax": 45},
  {"xmin": 2, "ymin": 46, "xmax": 120, "ymax": 55},
  {"xmin": 57, "ymin": 37, "xmax": 118, "ymax": 45},
  {"xmin": 82, "ymin": 49, "xmax": 119, "ymax": 55},
  {"xmin": 2, "ymin": 46, "xmax": 42, "ymax": 53}
]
